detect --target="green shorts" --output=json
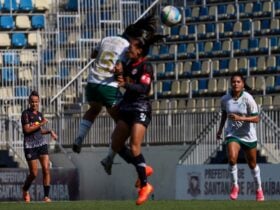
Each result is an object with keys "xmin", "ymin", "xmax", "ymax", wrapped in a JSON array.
[
  {"xmin": 85, "ymin": 83, "xmax": 121, "ymax": 107},
  {"xmin": 226, "ymin": 137, "xmax": 257, "ymax": 150}
]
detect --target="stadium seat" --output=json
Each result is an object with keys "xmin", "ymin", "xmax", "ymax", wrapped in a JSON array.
[
  {"xmin": 205, "ymin": 23, "xmax": 215, "ymax": 38},
  {"xmin": 240, "ymin": 38, "xmax": 249, "ymax": 53},
  {"xmin": 170, "ymin": 25, "xmax": 180, "ymax": 40},
  {"xmin": 257, "ymin": 56, "xmax": 267, "ymax": 72},
  {"xmin": 252, "ymin": 1, "xmax": 262, "ymax": 17},
  {"xmin": 199, "ymin": 7, "xmax": 209, "ymax": 20},
  {"xmin": 3, "ymin": 52, "xmax": 20, "ymax": 65},
  {"xmin": 151, "ymin": 100, "xmax": 160, "ymax": 114},
  {"xmin": 253, "ymin": 20, "xmax": 261, "ymax": 34},
  {"xmin": 244, "ymin": 2, "xmax": 253, "ymax": 17},
  {"xmin": 197, "ymin": 23, "xmax": 206, "ymax": 38},
  {"xmin": 201, "ymin": 59, "xmax": 211, "ymax": 75},
  {"xmin": 233, "ymin": 21, "xmax": 242, "ymax": 36},
  {"xmin": 0, "ymin": 15, "xmax": 15, "ymax": 30},
  {"xmin": 233, "ymin": 39, "xmax": 241, "ymax": 54},
  {"xmin": 270, "ymin": 18, "xmax": 280, "ymax": 34},
  {"xmin": 2, "ymin": 0, "xmax": 18, "ymax": 11},
  {"xmin": 261, "ymin": 19, "xmax": 271, "ymax": 34},
  {"xmin": 254, "ymin": 95, "xmax": 263, "ymax": 105},
  {"xmin": 1, "ymin": 67, "xmax": 16, "ymax": 82},
  {"xmin": 248, "ymin": 38, "xmax": 259, "ymax": 53},
  {"xmin": 208, "ymin": 78, "xmax": 217, "ymax": 94},
  {"xmin": 196, "ymin": 98, "xmax": 206, "ymax": 112},
  {"xmin": 226, "ymin": 4, "xmax": 235, "ymax": 18},
  {"xmin": 221, "ymin": 39, "xmax": 231, "ymax": 55},
  {"xmin": 217, "ymin": 4, "xmax": 227, "ymax": 18},
  {"xmin": 11, "ymin": 33, "xmax": 27, "ymax": 47},
  {"xmin": 180, "ymin": 79, "xmax": 190, "ymax": 96},
  {"xmin": 65, "ymin": 0, "xmax": 78, "ymax": 11},
  {"xmin": 177, "ymin": 99, "xmax": 187, "ymax": 111},
  {"xmin": 212, "ymin": 41, "xmax": 222, "ymax": 55},
  {"xmin": 263, "ymin": 95, "xmax": 273, "ymax": 109},
  {"xmin": 191, "ymin": 7, "xmax": 200, "ymax": 20},
  {"xmin": 238, "ymin": 57, "xmax": 248, "ymax": 73},
  {"xmin": 191, "ymin": 60, "xmax": 202, "ymax": 75},
  {"xmin": 171, "ymin": 80, "xmax": 180, "ymax": 96},
  {"xmin": 223, "ymin": 21, "xmax": 234, "ymax": 37},
  {"xmin": 28, "ymin": 32, "xmax": 42, "ymax": 46},
  {"xmin": 205, "ymin": 98, "xmax": 215, "ymax": 112},
  {"xmin": 219, "ymin": 59, "xmax": 229, "ymax": 74},
  {"xmin": 59, "ymin": 67, "xmax": 70, "ymax": 79},
  {"xmin": 273, "ymin": 95, "xmax": 280, "ymax": 107},
  {"xmin": 156, "ymin": 63, "xmax": 165, "ymax": 79},
  {"xmin": 186, "ymin": 98, "xmax": 196, "ymax": 112},
  {"xmin": 249, "ymin": 57, "xmax": 257, "ymax": 72},
  {"xmin": 19, "ymin": 0, "xmax": 34, "ymax": 12},
  {"xmin": 275, "ymin": 76, "xmax": 280, "ymax": 90},
  {"xmin": 274, "ymin": 0, "xmax": 280, "ymax": 15},
  {"xmin": 158, "ymin": 44, "xmax": 170, "ymax": 59},
  {"xmin": 259, "ymin": 37, "xmax": 269, "ymax": 53},
  {"xmin": 229, "ymin": 58, "xmax": 238, "ymax": 73},
  {"xmin": 208, "ymin": 5, "xmax": 217, "ymax": 20},
  {"xmin": 266, "ymin": 76, "xmax": 275, "ymax": 93},
  {"xmin": 263, "ymin": 1, "xmax": 272, "ymax": 16},
  {"xmin": 184, "ymin": 7, "xmax": 192, "ymax": 21},
  {"xmin": 267, "ymin": 55, "xmax": 276, "ymax": 71},
  {"xmin": 177, "ymin": 43, "xmax": 187, "ymax": 59},
  {"xmin": 217, "ymin": 78, "xmax": 227, "ymax": 93},
  {"xmin": 15, "ymin": 86, "xmax": 30, "ymax": 97},
  {"xmin": 246, "ymin": 76, "xmax": 255, "ymax": 90},
  {"xmin": 161, "ymin": 80, "xmax": 172, "ymax": 96},
  {"xmin": 34, "ymin": 0, "xmax": 50, "ymax": 11},
  {"xmin": 178, "ymin": 25, "xmax": 188, "ymax": 40},
  {"xmin": 15, "ymin": 15, "xmax": 31, "ymax": 29},
  {"xmin": 31, "ymin": 15, "xmax": 45, "ymax": 29},
  {"xmin": 198, "ymin": 79, "xmax": 208, "ymax": 94},
  {"xmin": 204, "ymin": 41, "xmax": 213, "ymax": 56},
  {"xmin": 255, "ymin": 76, "xmax": 265, "ymax": 91},
  {"xmin": 186, "ymin": 43, "xmax": 196, "ymax": 58},
  {"xmin": 18, "ymin": 67, "xmax": 33, "ymax": 81},
  {"xmin": 182, "ymin": 61, "xmax": 192, "ymax": 77},
  {"xmin": 191, "ymin": 79, "xmax": 199, "ymax": 95},
  {"xmin": 165, "ymin": 62, "xmax": 175, "ymax": 77},
  {"xmin": 66, "ymin": 47, "xmax": 79, "ymax": 59},
  {"xmin": 242, "ymin": 19, "xmax": 252, "ymax": 35},
  {"xmin": 0, "ymin": 33, "xmax": 11, "ymax": 47}
]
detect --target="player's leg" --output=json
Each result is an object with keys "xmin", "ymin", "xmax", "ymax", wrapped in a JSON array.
[
  {"xmin": 23, "ymin": 148, "xmax": 39, "ymax": 203},
  {"xmin": 227, "ymin": 140, "xmax": 240, "ymax": 200},
  {"xmin": 244, "ymin": 146, "xmax": 264, "ymax": 201},
  {"xmin": 101, "ymin": 120, "xmax": 130, "ymax": 175},
  {"xmin": 129, "ymin": 123, "xmax": 153, "ymax": 205},
  {"xmin": 39, "ymin": 154, "xmax": 52, "ymax": 202}
]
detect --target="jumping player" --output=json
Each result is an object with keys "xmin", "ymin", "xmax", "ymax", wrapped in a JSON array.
[{"xmin": 216, "ymin": 72, "xmax": 265, "ymax": 201}]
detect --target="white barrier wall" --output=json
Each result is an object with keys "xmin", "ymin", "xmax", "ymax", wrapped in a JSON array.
[{"xmin": 176, "ymin": 164, "xmax": 280, "ymax": 200}]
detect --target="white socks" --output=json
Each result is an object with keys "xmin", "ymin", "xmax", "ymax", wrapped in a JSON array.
[
  {"xmin": 76, "ymin": 119, "xmax": 93, "ymax": 144},
  {"xmin": 229, "ymin": 164, "xmax": 238, "ymax": 187},
  {"xmin": 251, "ymin": 165, "xmax": 262, "ymax": 190}
]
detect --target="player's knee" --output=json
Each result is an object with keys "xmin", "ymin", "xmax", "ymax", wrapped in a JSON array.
[{"xmin": 130, "ymin": 144, "xmax": 141, "ymax": 156}]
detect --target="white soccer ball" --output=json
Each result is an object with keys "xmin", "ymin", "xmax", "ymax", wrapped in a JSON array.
[{"xmin": 160, "ymin": 5, "xmax": 182, "ymax": 27}]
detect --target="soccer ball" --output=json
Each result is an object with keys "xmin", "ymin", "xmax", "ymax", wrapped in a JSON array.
[{"xmin": 160, "ymin": 5, "xmax": 182, "ymax": 27}]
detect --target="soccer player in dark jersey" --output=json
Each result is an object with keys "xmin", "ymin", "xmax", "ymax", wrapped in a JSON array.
[
  {"xmin": 104, "ymin": 13, "xmax": 165, "ymax": 205},
  {"xmin": 21, "ymin": 90, "xmax": 58, "ymax": 202}
]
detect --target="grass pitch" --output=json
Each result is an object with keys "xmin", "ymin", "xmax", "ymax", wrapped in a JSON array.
[{"xmin": 1, "ymin": 200, "xmax": 280, "ymax": 210}]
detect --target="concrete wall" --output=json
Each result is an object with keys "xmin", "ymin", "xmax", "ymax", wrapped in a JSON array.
[{"xmin": 50, "ymin": 145, "xmax": 187, "ymax": 200}]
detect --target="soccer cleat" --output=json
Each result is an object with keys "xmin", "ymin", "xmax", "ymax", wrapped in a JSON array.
[
  {"xmin": 22, "ymin": 190, "xmax": 30, "ymax": 203},
  {"xmin": 135, "ymin": 165, "xmax": 154, "ymax": 188},
  {"xmin": 100, "ymin": 156, "xmax": 113, "ymax": 175},
  {"xmin": 43, "ymin": 197, "xmax": 52, "ymax": 202},
  {"xmin": 72, "ymin": 137, "xmax": 82, "ymax": 153},
  {"xmin": 136, "ymin": 183, "xmax": 154, "ymax": 205},
  {"xmin": 256, "ymin": 189, "xmax": 265, "ymax": 201},
  {"xmin": 230, "ymin": 185, "xmax": 239, "ymax": 200}
]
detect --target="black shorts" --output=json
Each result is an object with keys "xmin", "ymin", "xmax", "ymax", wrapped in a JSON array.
[
  {"xmin": 119, "ymin": 110, "xmax": 151, "ymax": 128},
  {"xmin": 24, "ymin": 144, "xmax": 48, "ymax": 161}
]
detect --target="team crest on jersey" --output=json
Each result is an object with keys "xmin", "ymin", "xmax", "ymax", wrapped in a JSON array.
[{"xmin": 131, "ymin": 68, "xmax": 138, "ymax": 75}]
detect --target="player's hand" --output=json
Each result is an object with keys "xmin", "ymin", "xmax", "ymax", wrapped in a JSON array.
[
  {"xmin": 228, "ymin": 113, "xmax": 241, "ymax": 121},
  {"xmin": 50, "ymin": 130, "xmax": 58, "ymax": 141},
  {"xmin": 114, "ymin": 61, "xmax": 123, "ymax": 75},
  {"xmin": 117, "ymin": 75, "xmax": 125, "ymax": 87},
  {"xmin": 216, "ymin": 130, "xmax": 222, "ymax": 140}
]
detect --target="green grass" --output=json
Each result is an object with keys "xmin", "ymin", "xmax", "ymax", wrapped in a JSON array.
[{"xmin": 1, "ymin": 200, "xmax": 280, "ymax": 210}]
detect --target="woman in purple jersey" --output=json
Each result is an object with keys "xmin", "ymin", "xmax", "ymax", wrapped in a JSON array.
[{"xmin": 21, "ymin": 90, "xmax": 57, "ymax": 203}]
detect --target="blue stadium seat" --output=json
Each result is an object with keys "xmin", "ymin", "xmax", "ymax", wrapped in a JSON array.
[
  {"xmin": 276, "ymin": 56, "xmax": 280, "ymax": 70},
  {"xmin": 218, "ymin": 4, "xmax": 227, "ymax": 18},
  {"xmin": 233, "ymin": 39, "xmax": 241, "ymax": 54},
  {"xmin": 31, "ymin": 15, "xmax": 45, "ymax": 29},
  {"xmin": 197, "ymin": 41, "xmax": 204, "ymax": 56},
  {"xmin": 12, "ymin": 33, "xmax": 27, "ymax": 47},
  {"xmin": 19, "ymin": 0, "xmax": 34, "ymax": 12},
  {"xmin": 219, "ymin": 59, "xmax": 229, "ymax": 74},
  {"xmin": 205, "ymin": 23, "xmax": 215, "ymax": 38},
  {"xmin": 253, "ymin": 2, "xmax": 262, "ymax": 16},
  {"xmin": 242, "ymin": 19, "xmax": 252, "ymax": 35},
  {"xmin": 212, "ymin": 41, "xmax": 222, "ymax": 55},
  {"xmin": 270, "ymin": 37, "xmax": 278, "ymax": 51},
  {"xmin": 15, "ymin": 86, "xmax": 30, "ymax": 97},
  {"xmin": 198, "ymin": 79, "xmax": 208, "ymax": 94},
  {"xmin": 275, "ymin": 0, "xmax": 280, "ymax": 15},
  {"xmin": 170, "ymin": 25, "xmax": 180, "ymax": 39},
  {"xmin": 2, "ymin": 0, "xmax": 18, "ymax": 11},
  {"xmin": 191, "ymin": 60, "xmax": 202, "ymax": 75},
  {"xmin": 261, "ymin": 19, "xmax": 270, "ymax": 34},
  {"xmin": 2, "ymin": 67, "xmax": 16, "ymax": 82},
  {"xmin": 165, "ymin": 62, "xmax": 175, "ymax": 77},
  {"xmin": 158, "ymin": 45, "xmax": 170, "ymax": 59},
  {"xmin": 184, "ymin": 7, "xmax": 192, "ymax": 21},
  {"xmin": 275, "ymin": 76, "xmax": 280, "ymax": 90},
  {"xmin": 66, "ymin": 0, "xmax": 78, "ymax": 11},
  {"xmin": 223, "ymin": 21, "xmax": 233, "ymax": 37},
  {"xmin": 177, "ymin": 43, "xmax": 187, "ymax": 58},
  {"xmin": 161, "ymin": 80, "xmax": 172, "ymax": 96},
  {"xmin": 42, "ymin": 50, "xmax": 55, "ymax": 64},
  {"xmin": 0, "ymin": 15, "xmax": 15, "ymax": 30},
  {"xmin": 248, "ymin": 38, "xmax": 259, "ymax": 53},
  {"xmin": 59, "ymin": 67, "xmax": 70, "ymax": 79},
  {"xmin": 66, "ymin": 48, "xmax": 79, "ymax": 58},
  {"xmin": 249, "ymin": 57, "xmax": 257, "ymax": 71},
  {"xmin": 3, "ymin": 52, "xmax": 20, "ymax": 65},
  {"xmin": 238, "ymin": 3, "xmax": 245, "ymax": 17},
  {"xmin": 199, "ymin": 7, "xmax": 209, "ymax": 20},
  {"xmin": 187, "ymin": 24, "xmax": 196, "ymax": 38}
]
